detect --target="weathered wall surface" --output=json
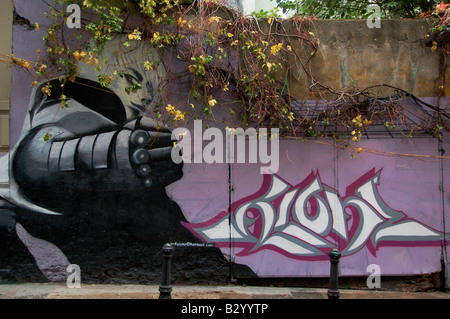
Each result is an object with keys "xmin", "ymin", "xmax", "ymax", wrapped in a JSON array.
[
  {"xmin": 1, "ymin": 0, "xmax": 449, "ymax": 288},
  {"xmin": 286, "ymin": 19, "xmax": 445, "ymax": 99}
]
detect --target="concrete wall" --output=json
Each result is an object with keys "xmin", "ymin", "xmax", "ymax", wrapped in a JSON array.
[
  {"xmin": 284, "ymin": 19, "xmax": 445, "ymax": 99},
  {"xmin": 2, "ymin": 0, "xmax": 449, "ymax": 287}
]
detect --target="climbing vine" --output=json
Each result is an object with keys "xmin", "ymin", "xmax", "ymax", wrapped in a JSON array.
[{"xmin": 5, "ymin": 0, "xmax": 450, "ymax": 151}]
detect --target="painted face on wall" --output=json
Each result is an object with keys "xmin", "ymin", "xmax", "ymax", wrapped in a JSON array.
[
  {"xmin": 120, "ymin": 67, "xmax": 154, "ymax": 114},
  {"xmin": 78, "ymin": 37, "xmax": 165, "ymax": 121},
  {"xmin": 109, "ymin": 59, "xmax": 160, "ymax": 120}
]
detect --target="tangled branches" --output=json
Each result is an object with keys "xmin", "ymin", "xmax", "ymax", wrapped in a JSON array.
[{"xmin": 8, "ymin": 0, "xmax": 450, "ymax": 145}]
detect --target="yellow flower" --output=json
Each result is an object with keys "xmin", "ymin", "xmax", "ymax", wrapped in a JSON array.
[
  {"xmin": 38, "ymin": 64, "xmax": 47, "ymax": 72},
  {"xmin": 13, "ymin": 57, "xmax": 32, "ymax": 69},
  {"xmin": 227, "ymin": 33, "xmax": 234, "ymax": 38},
  {"xmin": 85, "ymin": 52, "xmax": 99, "ymax": 66},
  {"xmin": 288, "ymin": 112, "xmax": 295, "ymax": 122},
  {"xmin": 177, "ymin": 17, "xmax": 187, "ymax": 27},
  {"xmin": 209, "ymin": 16, "xmax": 221, "ymax": 24},
  {"xmin": 73, "ymin": 51, "xmax": 87, "ymax": 61},
  {"xmin": 143, "ymin": 61, "xmax": 153, "ymax": 70},
  {"xmin": 208, "ymin": 97, "xmax": 217, "ymax": 107},
  {"xmin": 188, "ymin": 64, "xmax": 197, "ymax": 74},
  {"xmin": 166, "ymin": 104, "xmax": 185, "ymax": 121},
  {"xmin": 174, "ymin": 110, "xmax": 185, "ymax": 121},
  {"xmin": 166, "ymin": 104, "xmax": 176, "ymax": 114},
  {"xmin": 431, "ymin": 41, "xmax": 438, "ymax": 52},
  {"xmin": 357, "ymin": 147, "xmax": 362, "ymax": 154},
  {"xmin": 31, "ymin": 81, "xmax": 38, "ymax": 87},
  {"xmin": 271, "ymin": 43, "xmax": 283, "ymax": 55},
  {"xmin": 41, "ymin": 86, "xmax": 51, "ymax": 96},
  {"xmin": 128, "ymin": 29, "xmax": 142, "ymax": 41}
]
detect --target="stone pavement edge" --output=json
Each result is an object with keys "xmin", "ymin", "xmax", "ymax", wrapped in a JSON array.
[{"xmin": 1, "ymin": 283, "xmax": 450, "ymax": 299}]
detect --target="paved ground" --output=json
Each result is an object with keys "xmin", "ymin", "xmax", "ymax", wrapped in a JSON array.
[{"xmin": 1, "ymin": 283, "xmax": 450, "ymax": 299}]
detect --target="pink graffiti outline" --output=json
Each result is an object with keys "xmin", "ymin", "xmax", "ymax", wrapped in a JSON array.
[{"xmin": 182, "ymin": 169, "xmax": 448, "ymax": 261}]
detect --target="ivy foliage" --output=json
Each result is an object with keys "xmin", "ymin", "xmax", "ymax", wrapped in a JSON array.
[{"xmin": 273, "ymin": 0, "xmax": 440, "ymax": 18}]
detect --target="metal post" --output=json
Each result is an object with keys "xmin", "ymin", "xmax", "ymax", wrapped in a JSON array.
[
  {"xmin": 327, "ymin": 248, "xmax": 341, "ymax": 299},
  {"xmin": 159, "ymin": 243, "xmax": 173, "ymax": 299}
]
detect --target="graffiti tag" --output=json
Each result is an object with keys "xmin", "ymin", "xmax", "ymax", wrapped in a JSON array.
[{"xmin": 183, "ymin": 169, "xmax": 447, "ymax": 260}]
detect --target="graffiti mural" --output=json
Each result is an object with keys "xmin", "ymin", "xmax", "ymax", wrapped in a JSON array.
[
  {"xmin": 184, "ymin": 169, "xmax": 448, "ymax": 263},
  {"xmin": 3, "ymin": 0, "xmax": 450, "ymax": 284},
  {"xmin": 2, "ymin": 38, "xmax": 179, "ymax": 215},
  {"xmin": 1, "ymin": 37, "xmax": 255, "ymax": 283}
]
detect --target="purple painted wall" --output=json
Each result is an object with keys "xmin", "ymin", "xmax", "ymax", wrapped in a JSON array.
[{"xmin": 175, "ymin": 135, "xmax": 448, "ymax": 277}]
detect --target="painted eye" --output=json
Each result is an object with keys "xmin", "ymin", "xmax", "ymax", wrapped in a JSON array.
[{"xmin": 125, "ymin": 74, "xmax": 139, "ymax": 85}]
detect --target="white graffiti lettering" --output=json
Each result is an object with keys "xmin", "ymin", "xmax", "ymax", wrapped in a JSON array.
[{"xmin": 183, "ymin": 169, "xmax": 448, "ymax": 260}]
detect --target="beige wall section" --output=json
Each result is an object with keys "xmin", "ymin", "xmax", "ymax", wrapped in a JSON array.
[
  {"xmin": 279, "ymin": 19, "xmax": 447, "ymax": 99},
  {"xmin": 0, "ymin": 0, "xmax": 13, "ymax": 155}
]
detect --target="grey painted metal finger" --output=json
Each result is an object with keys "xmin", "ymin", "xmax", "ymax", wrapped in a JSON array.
[
  {"xmin": 136, "ymin": 164, "xmax": 151, "ymax": 177},
  {"xmin": 143, "ymin": 177, "xmax": 153, "ymax": 188},
  {"xmin": 132, "ymin": 149, "xmax": 150, "ymax": 165},
  {"xmin": 148, "ymin": 147, "xmax": 173, "ymax": 161},
  {"xmin": 130, "ymin": 130, "xmax": 150, "ymax": 148},
  {"xmin": 139, "ymin": 117, "xmax": 171, "ymax": 133},
  {"xmin": 148, "ymin": 132, "xmax": 174, "ymax": 148}
]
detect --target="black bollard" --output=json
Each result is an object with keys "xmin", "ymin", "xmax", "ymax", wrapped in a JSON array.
[
  {"xmin": 327, "ymin": 248, "xmax": 341, "ymax": 299},
  {"xmin": 159, "ymin": 243, "xmax": 173, "ymax": 299}
]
